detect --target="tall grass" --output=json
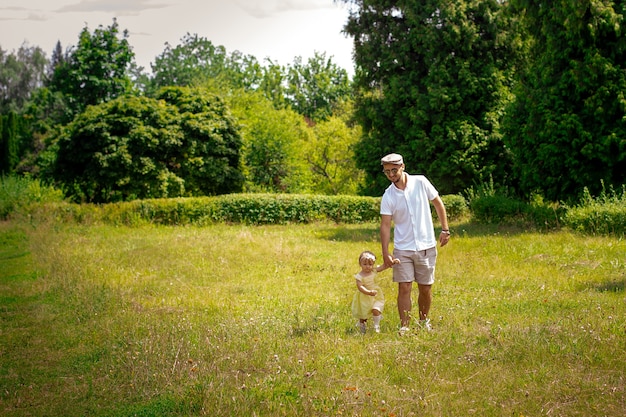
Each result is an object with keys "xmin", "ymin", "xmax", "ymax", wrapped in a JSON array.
[
  {"xmin": 1, "ymin": 220, "xmax": 624, "ymax": 416},
  {"xmin": 0, "ymin": 175, "xmax": 64, "ymax": 220}
]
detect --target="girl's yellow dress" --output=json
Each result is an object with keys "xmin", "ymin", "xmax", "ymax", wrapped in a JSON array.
[{"xmin": 351, "ymin": 270, "xmax": 385, "ymax": 320}]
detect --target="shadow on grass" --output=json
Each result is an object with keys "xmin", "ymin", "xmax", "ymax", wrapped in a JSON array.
[
  {"xmin": 316, "ymin": 221, "xmax": 552, "ymax": 242},
  {"xmin": 449, "ymin": 221, "xmax": 561, "ymax": 237},
  {"xmin": 316, "ymin": 226, "xmax": 380, "ymax": 242},
  {"xmin": 593, "ymin": 279, "xmax": 625, "ymax": 293}
]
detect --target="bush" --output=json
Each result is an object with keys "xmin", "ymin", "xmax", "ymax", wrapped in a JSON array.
[
  {"xmin": 563, "ymin": 185, "xmax": 626, "ymax": 237},
  {"xmin": 465, "ymin": 177, "xmax": 566, "ymax": 229},
  {"xmin": 468, "ymin": 194, "xmax": 526, "ymax": 224},
  {"xmin": 440, "ymin": 194, "xmax": 469, "ymax": 221},
  {"xmin": 0, "ymin": 175, "xmax": 64, "ymax": 219}
]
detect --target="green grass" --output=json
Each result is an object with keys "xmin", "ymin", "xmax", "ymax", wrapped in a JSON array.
[{"xmin": 1, "ymin": 220, "xmax": 625, "ymax": 416}]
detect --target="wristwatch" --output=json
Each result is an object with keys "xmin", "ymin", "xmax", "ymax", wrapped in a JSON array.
[{"xmin": 440, "ymin": 230, "xmax": 450, "ymax": 235}]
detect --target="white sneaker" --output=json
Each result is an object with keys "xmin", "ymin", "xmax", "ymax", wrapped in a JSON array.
[
  {"xmin": 419, "ymin": 318, "xmax": 432, "ymax": 331},
  {"xmin": 357, "ymin": 322, "xmax": 367, "ymax": 334},
  {"xmin": 398, "ymin": 326, "xmax": 410, "ymax": 336},
  {"xmin": 374, "ymin": 325, "xmax": 381, "ymax": 333}
]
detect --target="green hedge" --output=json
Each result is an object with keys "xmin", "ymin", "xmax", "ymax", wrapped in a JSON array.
[
  {"xmin": 33, "ymin": 193, "xmax": 468, "ymax": 226},
  {"xmin": 35, "ymin": 194, "xmax": 380, "ymax": 226}
]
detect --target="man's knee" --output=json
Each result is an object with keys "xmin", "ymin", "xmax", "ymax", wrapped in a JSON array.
[
  {"xmin": 398, "ymin": 282, "xmax": 412, "ymax": 296},
  {"xmin": 418, "ymin": 284, "xmax": 432, "ymax": 293}
]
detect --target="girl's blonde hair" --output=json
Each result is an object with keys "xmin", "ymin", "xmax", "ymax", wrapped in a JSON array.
[{"xmin": 359, "ymin": 250, "xmax": 376, "ymax": 263}]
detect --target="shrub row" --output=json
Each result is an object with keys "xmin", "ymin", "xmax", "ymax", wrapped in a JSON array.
[
  {"xmin": 469, "ymin": 194, "xmax": 565, "ymax": 230},
  {"xmin": 469, "ymin": 188, "xmax": 626, "ymax": 237},
  {"xmin": 30, "ymin": 193, "xmax": 469, "ymax": 227},
  {"xmin": 7, "ymin": 174, "xmax": 623, "ymax": 236},
  {"xmin": 34, "ymin": 194, "xmax": 379, "ymax": 226}
]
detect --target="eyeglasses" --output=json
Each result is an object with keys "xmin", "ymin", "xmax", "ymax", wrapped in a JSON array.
[{"xmin": 382, "ymin": 168, "xmax": 400, "ymax": 176}]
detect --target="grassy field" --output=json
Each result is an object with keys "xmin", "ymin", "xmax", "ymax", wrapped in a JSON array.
[{"xmin": 1, "ymin": 219, "xmax": 625, "ymax": 416}]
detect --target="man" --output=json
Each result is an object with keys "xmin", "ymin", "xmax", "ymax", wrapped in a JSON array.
[{"xmin": 379, "ymin": 153, "xmax": 450, "ymax": 335}]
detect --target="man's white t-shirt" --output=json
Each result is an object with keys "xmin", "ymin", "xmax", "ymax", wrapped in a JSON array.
[{"xmin": 380, "ymin": 173, "xmax": 439, "ymax": 251}]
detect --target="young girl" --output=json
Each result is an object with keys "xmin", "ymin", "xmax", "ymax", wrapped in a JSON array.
[{"xmin": 351, "ymin": 251, "xmax": 399, "ymax": 334}]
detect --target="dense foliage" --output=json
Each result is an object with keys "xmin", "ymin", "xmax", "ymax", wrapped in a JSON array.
[
  {"xmin": 2, "ymin": 2, "xmax": 626, "ymax": 205},
  {"xmin": 47, "ymin": 19, "xmax": 134, "ymax": 121},
  {"xmin": 504, "ymin": 0, "xmax": 626, "ymax": 202},
  {"xmin": 149, "ymin": 33, "xmax": 263, "ymax": 92},
  {"xmin": 286, "ymin": 52, "xmax": 352, "ymax": 121},
  {"xmin": 342, "ymin": 0, "xmax": 520, "ymax": 196},
  {"xmin": 0, "ymin": 44, "xmax": 47, "ymax": 113},
  {"xmin": 53, "ymin": 87, "xmax": 244, "ymax": 203}
]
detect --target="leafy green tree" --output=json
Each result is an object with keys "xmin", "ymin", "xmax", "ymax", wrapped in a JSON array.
[
  {"xmin": 341, "ymin": 0, "xmax": 520, "ymax": 195},
  {"xmin": 258, "ymin": 60, "xmax": 289, "ymax": 110},
  {"xmin": 504, "ymin": 0, "xmax": 626, "ymax": 202},
  {"xmin": 226, "ymin": 90, "xmax": 312, "ymax": 193},
  {"xmin": 150, "ymin": 34, "xmax": 263, "ymax": 93},
  {"xmin": 0, "ymin": 43, "xmax": 53, "ymax": 176},
  {"xmin": 0, "ymin": 43, "xmax": 47, "ymax": 113},
  {"xmin": 307, "ymin": 113, "xmax": 364, "ymax": 194},
  {"xmin": 53, "ymin": 87, "xmax": 243, "ymax": 203},
  {"xmin": 286, "ymin": 51, "xmax": 352, "ymax": 122},
  {"xmin": 47, "ymin": 19, "xmax": 134, "ymax": 120}
]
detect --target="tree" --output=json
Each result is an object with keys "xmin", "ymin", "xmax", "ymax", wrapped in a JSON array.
[
  {"xmin": 226, "ymin": 90, "xmax": 312, "ymax": 193},
  {"xmin": 307, "ymin": 112, "xmax": 364, "ymax": 194},
  {"xmin": 286, "ymin": 51, "xmax": 352, "ymax": 122},
  {"xmin": 53, "ymin": 87, "xmax": 243, "ymax": 203},
  {"xmin": 48, "ymin": 19, "xmax": 134, "ymax": 120},
  {"xmin": 341, "ymin": 0, "xmax": 520, "ymax": 195},
  {"xmin": 0, "ymin": 112, "xmax": 20, "ymax": 174},
  {"xmin": 257, "ymin": 60, "xmax": 289, "ymax": 110},
  {"xmin": 47, "ymin": 41, "xmax": 66, "ymax": 80},
  {"xmin": 504, "ymin": 0, "xmax": 626, "ymax": 202},
  {"xmin": 0, "ymin": 43, "xmax": 48, "ymax": 113},
  {"xmin": 150, "ymin": 34, "xmax": 263, "ymax": 93}
]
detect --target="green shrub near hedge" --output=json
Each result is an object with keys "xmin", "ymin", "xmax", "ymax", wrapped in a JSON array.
[
  {"xmin": 468, "ymin": 193, "xmax": 565, "ymax": 230},
  {"xmin": 563, "ymin": 186, "xmax": 626, "ymax": 236},
  {"xmin": 0, "ymin": 175, "xmax": 64, "ymax": 220}
]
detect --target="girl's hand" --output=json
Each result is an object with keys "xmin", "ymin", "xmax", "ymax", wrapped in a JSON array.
[
  {"xmin": 370, "ymin": 290, "xmax": 377, "ymax": 296},
  {"xmin": 392, "ymin": 258, "xmax": 400, "ymax": 265}
]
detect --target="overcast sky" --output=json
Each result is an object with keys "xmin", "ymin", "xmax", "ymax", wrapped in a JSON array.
[{"xmin": 0, "ymin": 0, "xmax": 355, "ymax": 75}]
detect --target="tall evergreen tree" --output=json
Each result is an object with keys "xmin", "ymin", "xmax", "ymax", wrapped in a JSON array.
[
  {"xmin": 341, "ymin": 0, "xmax": 520, "ymax": 195},
  {"xmin": 0, "ymin": 112, "xmax": 19, "ymax": 174},
  {"xmin": 47, "ymin": 41, "xmax": 66, "ymax": 81},
  {"xmin": 505, "ymin": 0, "xmax": 626, "ymax": 202}
]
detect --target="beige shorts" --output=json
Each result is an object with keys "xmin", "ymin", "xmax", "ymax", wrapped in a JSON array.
[{"xmin": 393, "ymin": 247, "xmax": 437, "ymax": 285}]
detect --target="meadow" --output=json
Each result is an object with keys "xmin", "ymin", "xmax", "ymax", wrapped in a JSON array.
[{"xmin": 1, "ymin": 219, "xmax": 625, "ymax": 416}]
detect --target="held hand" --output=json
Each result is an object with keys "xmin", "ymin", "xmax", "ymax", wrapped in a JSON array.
[
  {"xmin": 383, "ymin": 254, "xmax": 395, "ymax": 268},
  {"xmin": 370, "ymin": 290, "xmax": 377, "ymax": 296},
  {"xmin": 391, "ymin": 258, "xmax": 400, "ymax": 265}
]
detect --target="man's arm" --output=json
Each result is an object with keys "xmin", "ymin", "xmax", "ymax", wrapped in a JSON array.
[
  {"xmin": 431, "ymin": 196, "xmax": 450, "ymax": 247},
  {"xmin": 380, "ymin": 214, "xmax": 395, "ymax": 267}
]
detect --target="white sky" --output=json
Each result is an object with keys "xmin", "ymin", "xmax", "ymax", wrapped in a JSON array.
[{"xmin": 0, "ymin": 0, "xmax": 355, "ymax": 75}]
